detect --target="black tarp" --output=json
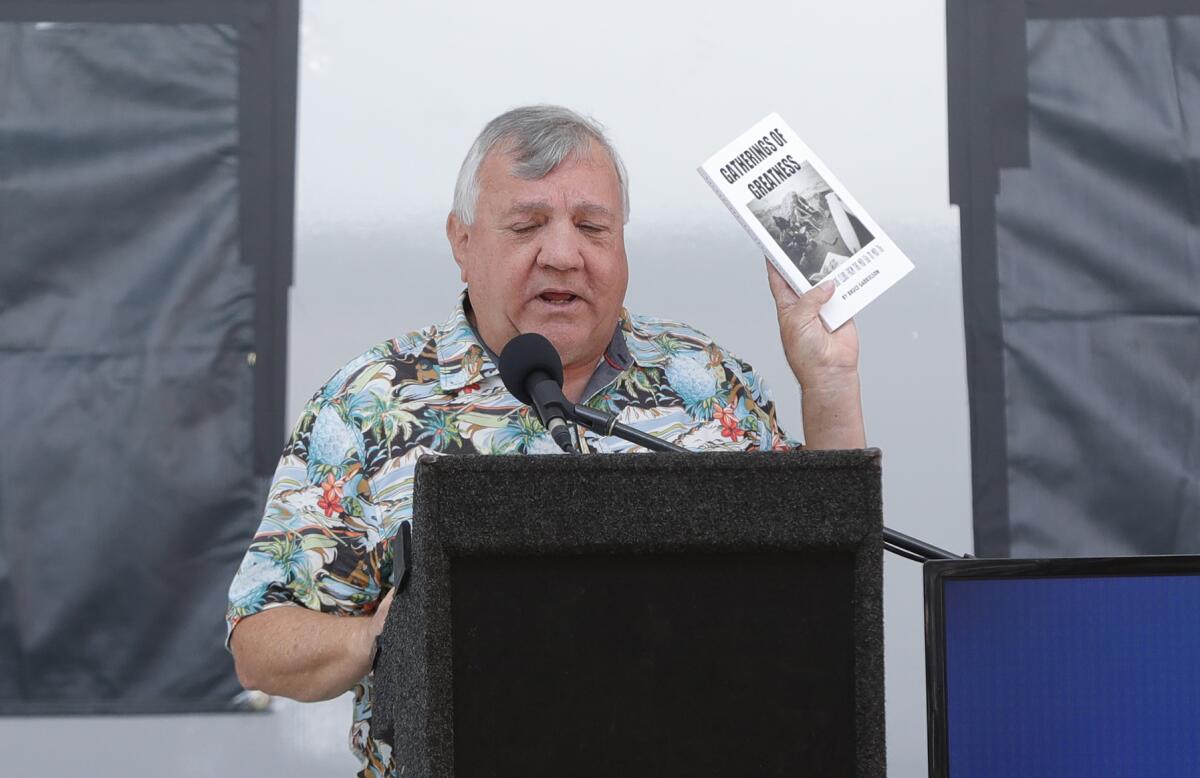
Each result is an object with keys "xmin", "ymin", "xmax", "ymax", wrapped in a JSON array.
[
  {"xmin": 950, "ymin": 0, "xmax": 1200, "ymax": 557},
  {"xmin": 0, "ymin": 1, "xmax": 296, "ymax": 713}
]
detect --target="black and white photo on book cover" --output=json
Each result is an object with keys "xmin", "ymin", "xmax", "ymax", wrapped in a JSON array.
[
  {"xmin": 698, "ymin": 112, "xmax": 913, "ymax": 329},
  {"xmin": 746, "ymin": 162, "xmax": 875, "ymax": 286}
]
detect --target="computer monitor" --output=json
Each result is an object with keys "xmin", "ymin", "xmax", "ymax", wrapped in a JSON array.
[{"xmin": 924, "ymin": 556, "xmax": 1200, "ymax": 778}]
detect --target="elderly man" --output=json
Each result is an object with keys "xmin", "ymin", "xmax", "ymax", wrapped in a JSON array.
[{"xmin": 227, "ymin": 105, "xmax": 864, "ymax": 776}]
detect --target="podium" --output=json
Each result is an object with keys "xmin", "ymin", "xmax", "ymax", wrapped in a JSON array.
[{"xmin": 374, "ymin": 449, "xmax": 885, "ymax": 777}]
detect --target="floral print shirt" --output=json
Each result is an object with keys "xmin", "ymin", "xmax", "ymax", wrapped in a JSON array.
[{"xmin": 226, "ymin": 294, "xmax": 797, "ymax": 776}]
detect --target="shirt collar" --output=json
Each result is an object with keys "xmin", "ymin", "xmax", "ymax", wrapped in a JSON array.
[
  {"xmin": 434, "ymin": 290, "xmax": 641, "ymax": 392},
  {"xmin": 433, "ymin": 292, "xmax": 493, "ymax": 391},
  {"xmin": 617, "ymin": 312, "xmax": 673, "ymax": 368}
]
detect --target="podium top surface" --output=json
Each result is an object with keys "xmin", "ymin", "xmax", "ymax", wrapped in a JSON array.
[{"xmin": 412, "ymin": 448, "xmax": 882, "ymax": 555}]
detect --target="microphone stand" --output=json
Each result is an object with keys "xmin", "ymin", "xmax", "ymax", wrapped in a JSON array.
[{"xmin": 571, "ymin": 404, "xmax": 966, "ymax": 563}]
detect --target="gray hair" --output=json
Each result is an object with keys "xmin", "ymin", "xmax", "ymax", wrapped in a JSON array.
[{"xmin": 451, "ymin": 105, "xmax": 630, "ymax": 225}]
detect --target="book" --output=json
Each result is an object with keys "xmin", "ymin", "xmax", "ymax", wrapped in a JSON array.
[{"xmin": 698, "ymin": 113, "xmax": 913, "ymax": 329}]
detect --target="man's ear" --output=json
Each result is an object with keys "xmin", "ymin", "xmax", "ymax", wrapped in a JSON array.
[{"xmin": 446, "ymin": 212, "xmax": 470, "ymax": 283}]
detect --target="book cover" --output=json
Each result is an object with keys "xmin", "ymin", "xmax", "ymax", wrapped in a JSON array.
[{"xmin": 698, "ymin": 113, "xmax": 913, "ymax": 329}]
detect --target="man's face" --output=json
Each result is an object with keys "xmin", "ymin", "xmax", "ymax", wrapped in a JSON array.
[{"xmin": 447, "ymin": 142, "xmax": 628, "ymax": 371}]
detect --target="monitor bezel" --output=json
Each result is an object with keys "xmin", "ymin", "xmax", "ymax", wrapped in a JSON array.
[{"xmin": 923, "ymin": 554, "xmax": 1200, "ymax": 778}]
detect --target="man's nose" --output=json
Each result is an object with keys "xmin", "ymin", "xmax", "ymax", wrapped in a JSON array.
[{"xmin": 535, "ymin": 221, "xmax": 585, "ymax": 272}]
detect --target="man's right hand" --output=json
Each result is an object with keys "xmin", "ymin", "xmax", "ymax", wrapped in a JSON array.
[
  {"xmin": 230, "ymin": 588, "xmax": 397, "ymax": 703},
  {"xmin": 372, "ymin": 587, "xmax": 396, "ymax": 629},
  {"xmin": 365, "ymin": 587, "xmax": 397, "ymax": 665}
]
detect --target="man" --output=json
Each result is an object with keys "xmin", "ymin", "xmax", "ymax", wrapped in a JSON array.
[{"xmin": 227, "ymin": 105, "xmax": 864, "ymax": 776}]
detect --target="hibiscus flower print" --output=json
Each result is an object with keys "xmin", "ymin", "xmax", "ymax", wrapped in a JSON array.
[
  {"xmin": 712, "ymin": 404, "xmax": 744, "ymax": 442},
  {"xmin": 318, "ymin": 474, "xmax": 344, "ymax": 517}
]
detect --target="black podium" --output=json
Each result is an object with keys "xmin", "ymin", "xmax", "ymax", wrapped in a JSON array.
[{"xmin": 374, "ymin": 449, "xmax": 885, "ymax": 777}]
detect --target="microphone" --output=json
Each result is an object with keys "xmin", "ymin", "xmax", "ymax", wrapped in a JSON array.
[{"xmin": 498, "ymin": 333, "xmax": 576, "ymax": 453}]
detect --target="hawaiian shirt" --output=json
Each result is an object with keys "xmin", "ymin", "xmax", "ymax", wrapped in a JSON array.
[{"xmin": 226, "ymin": 293, "xmax": 798, "ymax": 777}]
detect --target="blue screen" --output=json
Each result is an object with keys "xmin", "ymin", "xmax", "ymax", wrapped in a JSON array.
[{"xmin": 943, "ymin": 575, "xmax": 1200, "ymax": 778}]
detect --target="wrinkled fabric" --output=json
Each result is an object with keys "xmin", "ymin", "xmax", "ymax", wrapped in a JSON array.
[
  {"xmin": 995, "ymin": 17, "xmax": 1200, "ymax": 556},
  {"xmin": 226, "ymin": 293, "xmax": 796, "ymax": 776},
  {"xmin": 0, "ymin": 23, "xmax": 254, "ymax": 712}
]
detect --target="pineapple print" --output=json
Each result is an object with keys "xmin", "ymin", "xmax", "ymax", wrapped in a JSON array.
[
  {"xmin": 658, "ymin": 335, "xmax": 720, "ymax": 418},
  {"xmin": 308, "ymin": 403, "xmax": 365, "ymax": 475}
]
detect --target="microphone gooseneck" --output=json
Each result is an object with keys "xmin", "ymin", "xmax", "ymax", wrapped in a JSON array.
[{"xmin": 498, "ymin": 333, "xmax": 576, "ymax": 453}]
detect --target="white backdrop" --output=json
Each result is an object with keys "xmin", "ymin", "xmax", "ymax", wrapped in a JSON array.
[{"xmin": 0, "ymin": 1, "xmax": 972, "ymax": 774}]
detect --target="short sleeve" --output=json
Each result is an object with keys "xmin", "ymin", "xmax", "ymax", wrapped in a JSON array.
[{"xmin": 225, "ymin": 385, "xmax": 386, "ymax": 645}]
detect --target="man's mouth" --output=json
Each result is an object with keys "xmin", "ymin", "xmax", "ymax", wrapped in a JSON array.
[{"xmin": 537, "ymin": 291, "xmax": 578, "ymax": 305}]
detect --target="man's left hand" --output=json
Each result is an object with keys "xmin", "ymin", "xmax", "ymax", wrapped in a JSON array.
[
  {"xmin": 765, "ymin": 260, "xmax": 866, "ymax": 448},
  {"xmin": 766, "ymin": 260, "xmax": 859, "ymax": 389}
]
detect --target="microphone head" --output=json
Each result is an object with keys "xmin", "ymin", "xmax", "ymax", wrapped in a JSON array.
[{"xmin": 498, "ymin": 332, "xmax": 565, "ymax": 405}]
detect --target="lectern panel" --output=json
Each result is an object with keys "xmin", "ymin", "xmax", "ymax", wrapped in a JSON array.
[{"xmin": 451, "ymin": 551, "xmax": 856, "ymax": 776}]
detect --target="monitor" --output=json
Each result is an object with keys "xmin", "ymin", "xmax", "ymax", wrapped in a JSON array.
[{"xmin": 924, "ymin": 556, "xmax": 1200, "ymax": 778}]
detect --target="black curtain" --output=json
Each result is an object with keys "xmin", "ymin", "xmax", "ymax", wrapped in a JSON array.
[
  {"xmin": 950, "ymin": 0, "xmax": 1200, "ymax": 558},
  {"xmin": 0, "ymin": 0, "xmax": 296, "ymax": 713}
]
